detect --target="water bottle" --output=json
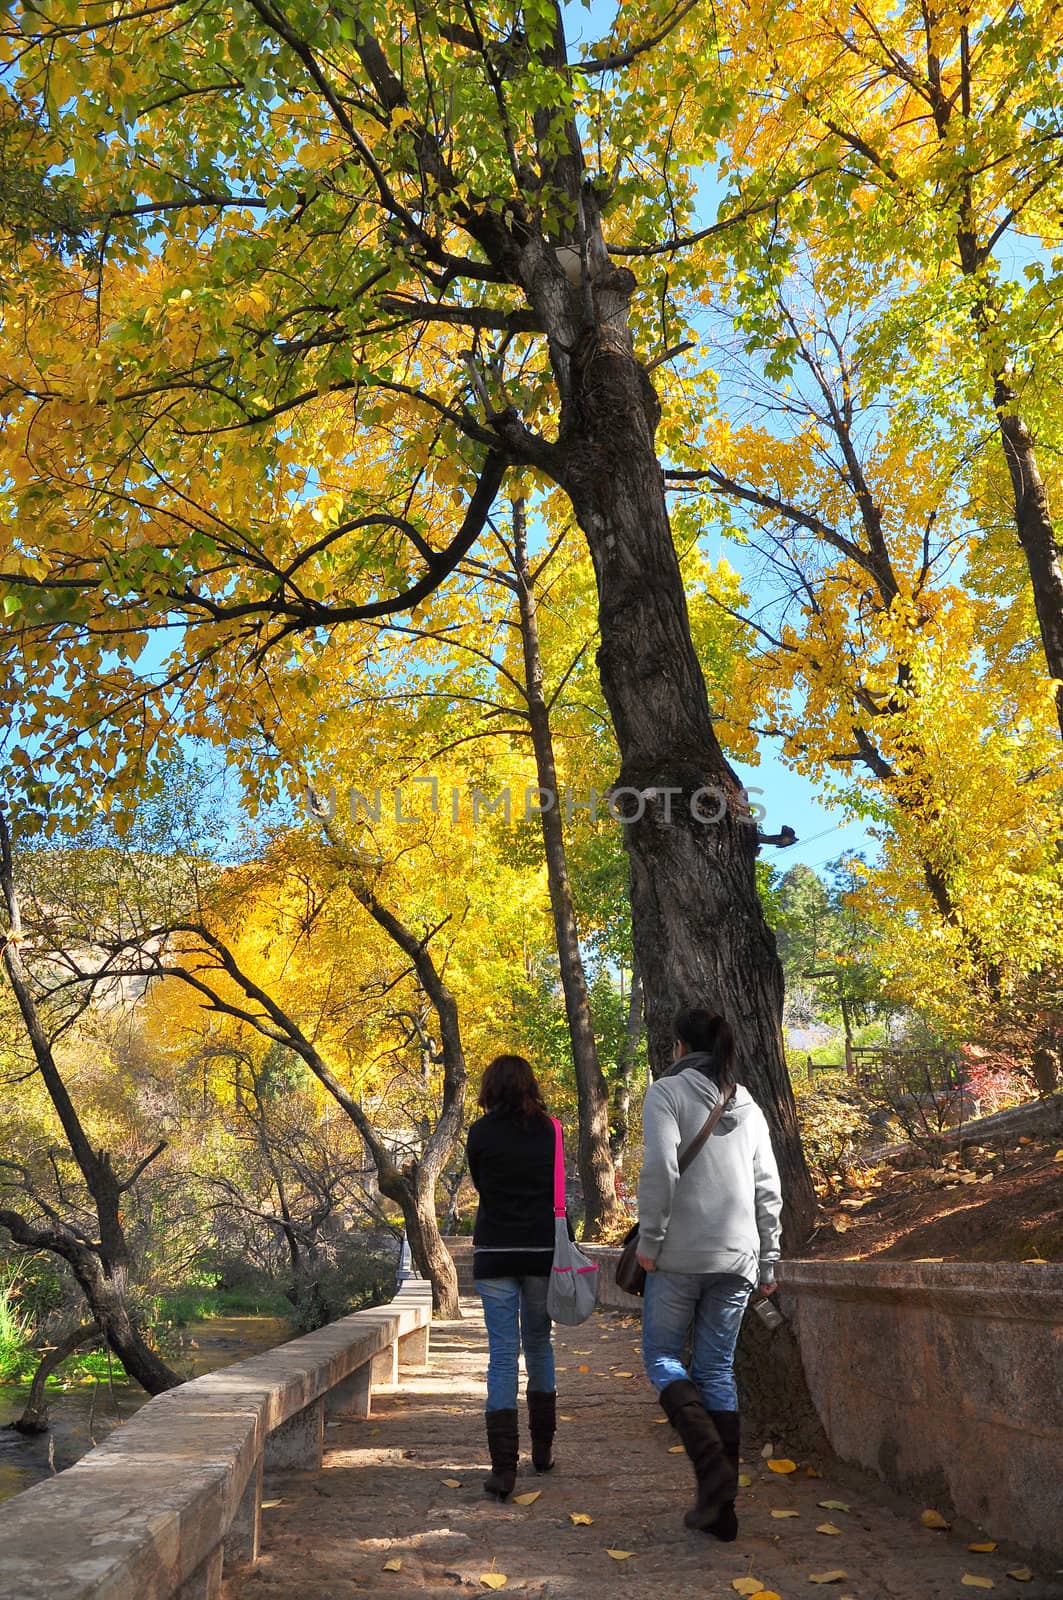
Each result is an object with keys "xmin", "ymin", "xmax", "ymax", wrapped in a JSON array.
[{"xmin": 752, "ymin": 1293, "xmax": 785, "ymax": 1330}]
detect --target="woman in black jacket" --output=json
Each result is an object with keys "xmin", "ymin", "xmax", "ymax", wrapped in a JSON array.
[{"xmin": 466, "ymin": 1053, "xmax": 557, "ymax": 1500}]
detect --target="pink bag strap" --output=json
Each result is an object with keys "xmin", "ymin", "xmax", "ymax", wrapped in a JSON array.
[{"xmin": 550, "ymin": 1117, "xmax": 566, "ymax": 1217}]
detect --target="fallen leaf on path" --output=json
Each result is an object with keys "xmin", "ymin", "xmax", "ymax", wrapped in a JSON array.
[
  {"xmin": 750, "ymin": 1592, "xmax": 782, "ymax": 1600},
  {"xmin": 731, "ymin": 1578, "xmax": 765, "ymax": 1595},
  {"xmin": 668, "ymin": 1445, "xmax": 685, "ymax": 1454},
  {"xmin": 920, "ymin": 1509, "xmax": 951, "ymax": 1530},
  {"xmin": 512, "ymin": 1491, "xmax": 541, "ymax": 1506},
  {"xmin": 653, "ymin": 1417, "xmax": 668, "ymax": 1424},
  {"xmin": 818, "ymin": 1501, "xmax": 850, "ymax": 1512},
  {"xmin": 817, "ymin": 1524, "xmax": 843, "ymax": 1536},
  {"xmin": 808, "ymin": 1573, "xmax": 848, "ymax": 1584},
  {"xmin": 1054, "ymin": 1150, "xmax": 1063, "ymax": 1161},
  {"xmin": 613, "ymin": 1371, "xmax": 635, "ymax": 1377},
  {"xmin": 969, "ymin": 1543, "xmax": 998, "ymax": 1553},
  {"xmin": 560, "ymin": 1414, "xmax": 575, "ymax": 1422},
  {"xmin": 480, "ymin": 1575, "xmax": 508, "ymax": 1590},
  {"xmin": 1022, "ymin": 1257, "xmax": 1048, "ymax": 1265},
  {"xmin": 767, "ymin": 1458, "xmax": 797, "ymax": 1474},
  {"xmin": 761, "ymin": 1442, "xmax": 775, "ymax": 1458},
  {"xmin": 606, "ymin": 1549, "xmax": 634, "ymax": 1560},
  {"xmin": 738, "ymin": 1473, "xmax": 753, "ymax": 1487},
  {"xmin": 961, "ymin": 1577, "xmax": 994, "ymax": 1589},
  {"xmin": 383, "ymin": 1559, "xmax": 402, "ymax": 1572},
  {"xmin": 578, "ymin": 1365, "xmax": 590, "ymax": 1373},
  {"xmin": 261, "ymin": 1500, "xmax": 286, "ymax": 1509},
  {"xmin": 440, "ymin": 1478, "xmax": 461, "ymax": 1488},
  {"xmin": 770, "ymin": 1509, "xmax": 800, "ymax": 1518},
  {"xmin": 1007, "ymin": 1569, "xmax": 1033, "ymax": 1582},
  {"xmin": 569, "ymin": 1512, "xmax": 594, "ymax": 1525}
]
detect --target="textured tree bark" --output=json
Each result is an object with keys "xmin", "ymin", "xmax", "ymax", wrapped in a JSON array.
[
  {"xmin": 511, "ymin": 499, "xmax": 618, "ymax": 1238},
  {"xmin": 522, "ymin": 277, "xmax": 817, "ymax": 1244},
  {"xmin": 994, "ymin": 394, "xmax": 1063, "ymax": 741},
  {"xmin": 610, "ymin": 963, "xmax": 644, "ymax": 1169},
  {"xmin": 399, "ymin": 1181, "xmax": 462, "ymax": 1320}
]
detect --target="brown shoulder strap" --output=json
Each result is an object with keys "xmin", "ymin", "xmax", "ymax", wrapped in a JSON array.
[{"xmin": 677, "ymin": 1086, "xmax": 736, "ymax": 1176}]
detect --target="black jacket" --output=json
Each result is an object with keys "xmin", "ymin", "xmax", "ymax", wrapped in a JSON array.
[{"xmin": 466, "ymin": 1108, "xmax": 556, "ymax": 1280}]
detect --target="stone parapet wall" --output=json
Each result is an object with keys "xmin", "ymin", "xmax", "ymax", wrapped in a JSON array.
[
  {"xmin": 0, "ymin": 1279, "xmax": 433, "ymax": 1600},
  {"xmin": 775, "ymin": 1260, "xmax": 1063, "ymax": 1563}
]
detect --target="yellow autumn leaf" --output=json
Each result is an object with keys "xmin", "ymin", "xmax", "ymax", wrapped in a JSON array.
[
  {"xmin": 1053, "ymin": 1150, "xmax": 1063, "ymax": 1161},
  {"xmin": 751, "ymin": 1593, "xmax": 783, "ymax": 1600},
  {"xmin": 771, "ymin": 1509, "xmax": 800, "ymax": 1518},
  {"xmin": 578, "ymin": 1364, "xmax": 590, "ymax": 1373},
  {"xmin": 480, "ymin": 1575, "xmax": 508, "ymax": 1591},
  {"xmin": 808, "ymin": 1573, "xmax": 848, "ymax": 1584},
  {"xmin": 606, "ymin": 1550, "xmax": 634, "ymax": 1560},
  {"xmin": 1006, "ymin": 1569, "xmax": 1033, "ymax": 1582},
  {"xmin": 961, "ymin": 1578, "xmax": 994, "ymax": 1590},
  {"xmin": 261, "ymin": 1499, "xmax": 285, "ymax": 1509},
  {"xmin": 817, "ymin": 1523, "xmax": 843, "ymax": 1536},
  {"xmin": 920, "ymin": 1508, "xmax": 951, "ymax": 1530},
  {"xmin": 732, "ymin": 1579, "xmax": 765, "ymax": 1595},
  {"xmin": 440, "ymin": 1478, "xmax": 462, "ymax": 1488},
  {"xmin": 818, "ymin": 1501, "xmax": 850, "ymax": 1512},
  {"xmin": 738, "ymin": 1473, "xmax": 753, "ymax": 1487},
  {"xmin": 512, "ymin": 1491, "xmax": 541, "ymax": 1506},
  {"xmin": 968, "ymin": 1542, "xmax": 997, "ymax": 1553},
  {"xmin": 613, "ymin": 1371, "xmax": 635, "ymax": 1377},
  {"xmin": 569, "ymin": 1512, "xmax": 594, "ymax": 1525},
  {"xmin": 383, "ymin": 1559, "xmax": 402, "ymax": 1571},
  {"xmin": 767, "ymin": 1458, "xmax": 798, "ymax": 1474},
  {"xmin": 668, "ymin": 1444, "xmax": 685, "ymax": 1453}
]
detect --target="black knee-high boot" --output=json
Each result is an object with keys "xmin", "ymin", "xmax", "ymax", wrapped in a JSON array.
[
  {"xmin": 659, "ymin": 1379, "xmax": 736, "ymax": 1529},
  {"xmin": 483, "ymin": 1408, "xmax": 519, "ymax": 1500},
  {"xmin": 705, "ymin": 1410, "xmax": 741, "ymax": 1541},
  {"xmin": 526, "ymin": 1389, "xmax": 556, "ymax": 1472}
]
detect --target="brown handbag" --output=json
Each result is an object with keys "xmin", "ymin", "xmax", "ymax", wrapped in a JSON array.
[{"xmin": 614, "ymin": 1085, "xmax": 736, "ymax": 1297}]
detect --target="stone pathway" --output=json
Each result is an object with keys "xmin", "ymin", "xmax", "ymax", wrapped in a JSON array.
[{"xmin": 226, "ymin": 1300, "xmax": 1062, "ymax": 1600}]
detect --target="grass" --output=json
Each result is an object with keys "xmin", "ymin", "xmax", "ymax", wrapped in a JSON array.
[
  {"xmin": 151, "ymin": 1284, "xmax": 293, "ymax": 1327},
  {"xmin": 0, "ymin": 1278, "xmax": 292, "ymax": 1395}
]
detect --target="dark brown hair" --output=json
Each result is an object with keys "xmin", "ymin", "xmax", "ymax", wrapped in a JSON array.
[
  {"xmin": 478, "ymin": 1054, "xmax": 550, "ymax": 1124},
  {"xmin": 674, "ymin": 1007, "xmax": 736, "ymax": 1091}
]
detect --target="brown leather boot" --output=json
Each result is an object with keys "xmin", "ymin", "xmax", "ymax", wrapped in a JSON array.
[
  {"xmin": 483, "ymin": 1408, "xmax": 519, "ymax": 1500},
  {"xmin": 659, "ymin": 1379, "xmax": 736, "ymax": 1529},
  {"xmin": 527, "ymin": 1389, "xmax": 556, "ymax": 1472},
  {"xmin": 706, "ymin": 1409, "xmax": 740, "ymax": 1541}
]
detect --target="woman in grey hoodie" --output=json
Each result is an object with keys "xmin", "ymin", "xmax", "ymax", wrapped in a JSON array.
[{"xmin": 636, "ymin": 1007, "xmax": 783, "ymax": 1540}]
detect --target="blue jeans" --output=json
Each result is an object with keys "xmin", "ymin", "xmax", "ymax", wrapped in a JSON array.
[
  {"xmin": 642, "ymin": 1270, "xmax": 752, "ymax": 1412},
  {"xmin": 475, "ymin": 1276, "xmax": 555, "ymax": 1412}
]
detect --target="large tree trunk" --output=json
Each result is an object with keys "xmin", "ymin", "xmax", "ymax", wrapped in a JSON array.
[
  {"xmin": 994, "ymin": 391, "xmax": 1063, "ymax": 741},
  {"xmin": 398, "ymin": 1178, "xmax": 462, "ymax": 1319},
  {"xmin": 610, "ymin": 962, "xmax": 644, "ymax": 1169},
  {"xmin": 519, "ymin": 259, "xmax": 816, "ymax": 1244},
  {"xmin": 511, "ymin": 498, "xmax": 618, "ymax": 1239}
]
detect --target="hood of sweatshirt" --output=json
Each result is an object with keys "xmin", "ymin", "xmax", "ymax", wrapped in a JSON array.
[{"xmin": 662, "ymin": 1052, "xmax": 757, "ymax": 1132}]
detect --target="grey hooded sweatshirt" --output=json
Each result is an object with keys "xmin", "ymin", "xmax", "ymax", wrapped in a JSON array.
[{"xmin": 636, "ymin": 1055, "xmax": 783, "ymax": 1284}]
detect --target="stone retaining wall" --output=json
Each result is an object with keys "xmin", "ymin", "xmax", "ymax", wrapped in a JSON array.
[
  {"xmin": 574, "ymin": 1249, "xmax": 1062, "ymax": 1561},
  {"xmin": 0, "ymin": 1279, "xmax": 433, "ymax": 1600},
  {"xmin": 870, "ymin": 1089, "xmax": 1063, "ymax": 1162},
  {"xmin": 775, "ymin": 1260, "xmax": 1063, "ymax": 1564}
]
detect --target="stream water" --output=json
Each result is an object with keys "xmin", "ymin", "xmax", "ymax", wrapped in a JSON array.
[{"xmin": 0, "ymin": 1314, "xmax": 294, "ymax": 1505}]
